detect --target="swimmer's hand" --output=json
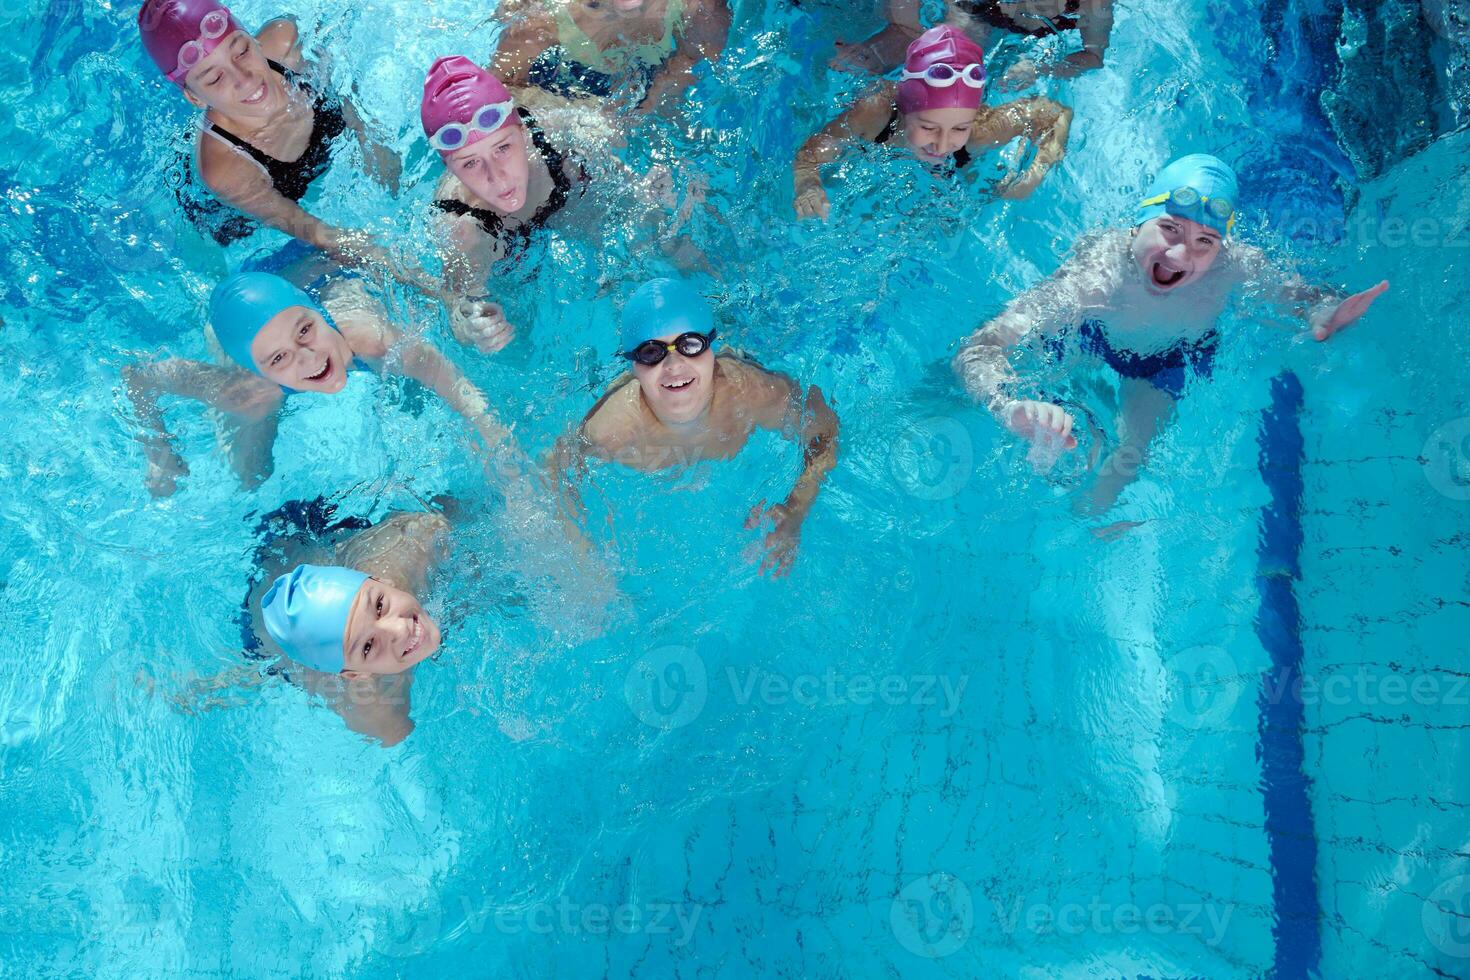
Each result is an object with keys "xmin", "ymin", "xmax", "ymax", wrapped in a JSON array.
[
  {"xmin": 364, "ymin": 143, "xmax": 403, "ymax": 196},
  {"xmin": 450, "ymin": 299, "xmax": 516, "ymax": 355},
  {"xmin": 143, "ymin": 442, "xmax": 189, "ymax": 498},
  {"xmin": 794, "ymin": 177, "xmax": 830, "ymax": 221},
  {"xmin": 637, "ymin": 165, "xmax": 678, "ymax": 210},
  {"xmin": 745, "ymin": 499, "xmax": 802, "ymax": 579},
  {"xmin": 998, "ymin": 59, "xmax": 1040, "ymax": 93},
  {"xmin": 1002, "ymin": 399, "xmax": 1079, "ymax": 451},
  {"xmin": 1312, "ymin": 280, "xmax": 1389, "ymax": 340}
]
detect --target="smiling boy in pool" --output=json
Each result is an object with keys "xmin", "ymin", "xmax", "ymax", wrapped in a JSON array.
[
  {"xmin": 124, "ymin": 271, "xmax": 517, "ymax": 496},
  {"xmin": 173, "ymin": 504, "xmax": 451, "ymax": 745},
  {"xmin": 553, "ymin": 278, "xmax": 840, "ymax": 577},
  {"xmin": 954, "ymin": 153, "xmax": 1390, "ymax": 512}
]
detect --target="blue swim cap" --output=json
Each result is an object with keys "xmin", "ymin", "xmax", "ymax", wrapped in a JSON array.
[
  {"xmin": 209, "ymin": 272, "xmax": 326, "ymax": 375},
  {"xmin": 619, "ymin": 278, "xmax": 716, "ymax": 355},
  {"xmin": 1135, "ymin": 154, "xmax": 1240, "ymax": 237},
  {"xmin": 260, "ymin": 564, "xmax": 370, "ymax": 674}
]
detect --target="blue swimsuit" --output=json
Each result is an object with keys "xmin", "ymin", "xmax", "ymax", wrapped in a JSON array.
[{"xmin": 1049, "ymin": 319, "xmax": 1220, "ymax": 398}]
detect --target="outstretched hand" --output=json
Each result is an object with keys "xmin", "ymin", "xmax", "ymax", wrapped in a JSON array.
[
  {"xmin": 1313, "ymin": 279, "xmax": 1389, "ymax": 340},
  {"xmin": 746, "ymin": 499, "xmax": 802, "ymax": 579},
  {"xmin": 794, "ymin": 179, "xmax": 830, "ymax": 221},
  {"xmin": 1003, "ymin": 400, "xmax": 1079, "ymax": 450},
  {"xmin": 145, "ymin": 445, "xmax": 189, "ymax": 498}
]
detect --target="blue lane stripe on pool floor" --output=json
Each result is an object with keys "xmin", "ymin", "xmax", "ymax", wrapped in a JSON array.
[{"xmin": 1254, "ymin": 371, "xmax": 1322, "ymax": 978}]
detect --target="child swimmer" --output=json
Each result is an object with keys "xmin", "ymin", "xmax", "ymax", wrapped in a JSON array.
[
  {"xmin": 954, "ymin": 153, "xmax": 1390, "ymax": 512},
  {"xmin": 554, "ymin": 279, "xmax": 840, "ymax": 577},
  {"xmin": 124, "ymin": 272, "xmax": 517, "ymax": 496}
]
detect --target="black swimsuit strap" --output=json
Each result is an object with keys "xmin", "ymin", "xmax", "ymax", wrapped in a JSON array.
[
  {"xmin": 433, "ymin": 108, "xmax": 582, "ymax": 251},
  {"xmin": 204, "ymin": 60, "xmax": 341, "ymax": 174}
]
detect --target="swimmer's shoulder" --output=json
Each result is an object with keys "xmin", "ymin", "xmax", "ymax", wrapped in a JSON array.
[
  {"xmin": 580, "ymin": 376, "xmax": 643, "ymax": 455},
  {"xmin": 256, "ymin": 17, "xmax": 302, "ymax": 68},
  {"xmin": 846, "ymin": 83, "xmax": 899, "ymax": 140},
  {"xmin": 716, "ymin": 353, "xmax": 796, "ymax": 404}
]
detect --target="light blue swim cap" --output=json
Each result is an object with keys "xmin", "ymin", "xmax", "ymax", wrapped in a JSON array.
[
  {"xmin": 619, "ymin": 278, "xmax": 716, "ymax": 355},
  {"xmin": 260, "ymin": 564, "xmax": 370, "ymax": 674},
  {"xmin": 209, "ymin": 272, "xmax": 327, "ymax": 375},
  {"xmin": 1135, "ymin": 153, "xmax": 1240, "ymax": 237}
]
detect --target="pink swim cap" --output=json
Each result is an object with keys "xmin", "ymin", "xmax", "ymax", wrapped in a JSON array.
[
  {"xmin": 138, "ymin": 0, "xmax": 245, "ymax": 88},
  {"xmin": 420, "ymin": 56, "xmax": 515, "ymax": 156},
  {"xmin": 897, "ymin": 26, "xmax": 986, "ymax": 115}
]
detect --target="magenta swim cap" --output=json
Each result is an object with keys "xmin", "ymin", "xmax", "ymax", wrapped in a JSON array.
[
  {"xmin": 897, "ymin": 26, "xmax": 986, "ymax": 115},
  {"xmin": 421, "ymin": 56, "xmax": 515, "ymax": 156},
  {"xmin": 138, "ymin": 0, "xmax": 245, "ymax": 88}
]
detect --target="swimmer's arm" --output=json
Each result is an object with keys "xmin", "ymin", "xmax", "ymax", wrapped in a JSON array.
[
  {"xmin": 794, "ymin": 88, "xmax": 893, "ymax": 217},
  {"xmin": 124, "ymin": 357, "xmax": 284, "ymax": 423},
  {"xmin": 986, "ymin": 98, "xmax": 1072, "ymax": 199},
  {"xmin": 1236, "ymin": 244, "xmax": 1390, "ymax": 340},
  {"xmin": 199, "ymin": 147, "xmax": 442, "ymax": 299},
  {"xmin": 1049, "ymin": 1, "xmax": 1114, "ymax": 78},
  {"xmin": 638, "ymin": 0, "xmax": 732, "ymax": 113},
  {"xmin": 123, "ymin": 358, "xmax": 282, "ymax": 496},
  {"xmin": 341, "ymin": 98, "xmax": 403, "ymax": 196},
  {"xmin": 831, "ymin": 1, "xmax": 922, "ymax": 72},
  {"xmin": 546, "ymin": 430, "xmax": 595, "ymax": 525},
  {"xmin": 489, "ymin": 1, "xmax": 559, "ymax": 89},
  {"xmin": 953, "ymin": 256, "xmax": 1090, "ymax": 413},
  {"xmin": 744, "ymin": 361, "xmax": 841, "ymax": 520},
  {"xmin": 393, "ymin": 337, "xmax": 516, "ymax": 457}
]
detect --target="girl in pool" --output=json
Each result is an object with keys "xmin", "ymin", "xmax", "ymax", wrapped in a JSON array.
[
  {"xmin": 421, "ymin": 56, "xmax": 707, "ymax": 353},
  {"xmin": 795, "ymin": 26, "xmax": 1071, "ymax": 220},
  {"xmin": 176, "ymin": 503, "xmax": 451, "ymax": 745},
  {"xmin": 490, "ymin": 0, "xmax": 731, "ymax": 112},
  {"xmin": 138, "ymin": 0, "xmax": 412, "ymax": 275},
  {"xmin": 834, "ymin": 0, "xmax": 1114, "ymax": 89},
  {"xmin": 553, "ymin": 278, "xmax": 840, "ymax": 578},
  {"xmin": 123, "ymin": 272, "xmax": 516, "ymax": 497},
  {"xmin": 953, "ymin": 153, "xmax": 1391, "ymax": 513}
]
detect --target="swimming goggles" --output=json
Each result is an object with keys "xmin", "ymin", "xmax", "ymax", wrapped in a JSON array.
[
  {"xmin": 428, "ymin": 101, "xmax": 517, "ymax": 153},
  {"xmin": 900, "ymin": 63, "xmax": 986, "ymax": 89},
  {"xmin": 622, "ymin": 329, "xmax": 718, "ymax": 366},
  {"xmin": 1139, "ymin": 185, "xmax": 1236, "ymax": 234},
  {"xmin": 167, "ymin": 9, "xmax": 238, "ymax": 83}
]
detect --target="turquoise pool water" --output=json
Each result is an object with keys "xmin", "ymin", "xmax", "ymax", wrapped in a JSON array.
[{"xmin": 2, "ymin": 0, "xmax": 1467, "ymax": 976}]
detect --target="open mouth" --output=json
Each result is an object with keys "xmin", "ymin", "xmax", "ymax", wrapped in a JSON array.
[
  {"xmin": 304, "ymin": 357, "xmax": 332, "ymax": 383},
  {"xmin": 1150, "ymin": 262, "xmax": 1187, "ymax": 290},
  {"xmin": 242, "ymin": 82, "xmax": 267, "ymax": 106},
  {"xmin": 403, "ymin": 616, "xmax": 424, "ymax": 657},
  {"xmin": 662, "ymin": 377, "xmax": 694, "ymax": 392}
]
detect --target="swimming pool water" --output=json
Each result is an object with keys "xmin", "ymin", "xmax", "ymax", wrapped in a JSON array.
[{"xmin": 1, "ymin": 0, "xmax": 1467, "ymax": 977}]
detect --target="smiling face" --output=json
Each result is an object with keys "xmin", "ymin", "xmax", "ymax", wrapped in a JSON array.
[
  {"xmin": 633, "ymin": 335, "xmax": 717, "ymax": 426},
  {"xmin": 901, "ymin": 107, "xmax": 980, "ymax": 163},
  {"xmin": 248, "ymin": 305, "xmax": 354, "ymax": 393},
  {"xmin": 445, "ymin": 121, "xmax": 531, "ymax": 214},
  {"xmin": 181, "ymin": 30, "xmax": 282, "ymax": 118},
  {"xmin": 1131, "ymin": 215, "xmax": 1224, "ymax": 294},
  {"xmin": 340, "ymin": 579, "xmax": 441, "ymax": 677}
]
